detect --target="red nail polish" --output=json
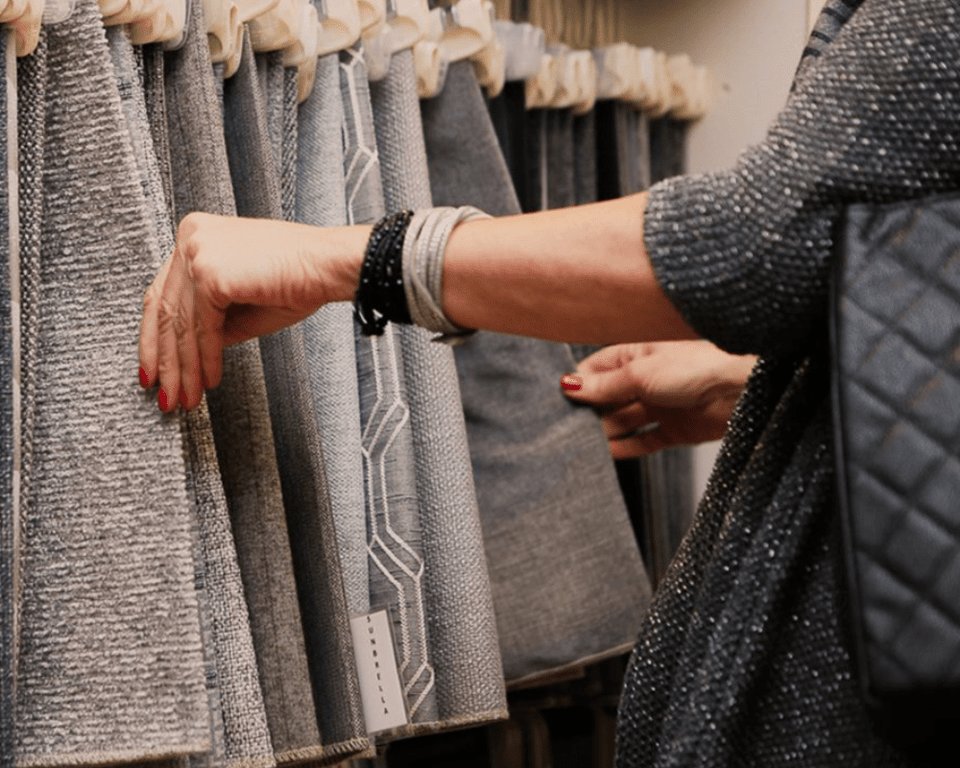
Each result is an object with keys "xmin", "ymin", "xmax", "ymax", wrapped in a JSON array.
[
  {"xmin": 179, "ymin": 390, "xmax": 188, "ymax": 409},
  {"xmin": 138, "ymin": 367, "xmax": 149, "ymax": 389},
  {"xmin": 158, "ymin": 388, "xmax": 169, "ymax": 411},
  {"xmin": 561, "ymin": 374, "xmax": 582, "ymax": 392}
]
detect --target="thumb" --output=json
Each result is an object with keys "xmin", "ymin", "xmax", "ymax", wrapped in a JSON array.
[{"xmin": 560, "ymin": 365, "xmax": 643, "ymax": 411}]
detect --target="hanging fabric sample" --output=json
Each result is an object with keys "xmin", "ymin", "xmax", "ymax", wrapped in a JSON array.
[
  {"xmin": 296, "ymin": 53, "xmax": 368, "ymax": 623},
  {"xmin": 545, "ymin": 108, "xmax": 575, "ymax": 210},
  {"xmin": 225, "ymin": 46, "xmax": 370, "ymax": 765},
  {"xmin": 572, "ymin": 110, "xmax": 597, "ymax": 206},
  {"xmin": 14, "ymin": 1, "xmax": 210, "ymax": 763},
  {"xmin": 338, "ymin": 43, "xmax": 440, "ymax": 726},
  {"xmin": 367, "ymin": 48, "xmax": 507, "ymax": 735},
  {"xmin": 144, "ymin": 27, "xmax": 275, "ymax": 768},
  {"xmin": 0, "ymin": 28, "xmax": 15, "ymax": 768},
  {"xmin": 420, "ymin": 61, "xmax": 653, "ymax": 686},
  {"xmin": 201, "ymin": 34, "xmax": 322, "ymax": 766},
  {"xmin": 293, "ymin": 51, "xmax": 374, "ymax": 756}
]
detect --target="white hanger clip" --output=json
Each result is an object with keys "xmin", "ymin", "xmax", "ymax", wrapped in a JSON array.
[
  {"xmin": 413, "ymin": 38, "xmax": 446, "ymax": 98},
  {"xmin": 247, "ymin": 0, "xmax": 300, "ymax": 52},
  {"xmin": 316, "ymin": 0, "xmax": 361, "ymax": 56},
  {"xmin": 234, "ymin": 0, "xmax": 278, "ymax": 23},
  {"xmin": 494, "ymin": 20, "xmax": 543, "ymax": 83},
  {"xmin": 524, "ymin": 52, "xmax": 556, "ymax": 109},
  {"xmin": 435, "ymin": 0, "xmax": 491, "ymax": 63},
  {"xmin": 570, "ymin": 50, "xmax": 597, "ymax": 115},
  {"xmin": 356, "ymin": 0, "xmax": 384, "ymax": 34}
]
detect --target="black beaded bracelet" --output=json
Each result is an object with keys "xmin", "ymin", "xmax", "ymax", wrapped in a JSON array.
[{"xmin": 354, "ymin": 209, "xmax": 415, "ymax": 336}]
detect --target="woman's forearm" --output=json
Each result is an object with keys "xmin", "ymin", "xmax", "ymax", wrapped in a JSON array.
[{"xmin": 440, "ymin": 193, "xmax": 697, "ymax": 344}]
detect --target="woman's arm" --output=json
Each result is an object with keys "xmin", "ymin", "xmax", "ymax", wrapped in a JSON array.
[{"xmin": 139, "ymin": 192, "xmax": 697, "ymax": 411}]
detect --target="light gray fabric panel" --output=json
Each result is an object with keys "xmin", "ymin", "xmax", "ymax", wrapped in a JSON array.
[
  {"xmin": 421, "ymin": 61, "xmax": 653, "ymax": 685},
  {"xmin": 295, "ymin": 53, "xmax": 368, "ymax": 623},
  {"xmin": 368, "ymin": 50, "xmax": 506, "ymax": 730},
  {"xmin": 151, "ymin": 18, "xmax": 276, "ymax": 768},
  {"xmin": 240, "ymin": 52, "xmax": 370, "ymax": 764},
  {"xmin": 15, "ymin": 2, "xmax": 209, "ymax": 765},
  {"xmin": 0, "ymin": 30, "xmax": 15, "ymax": 768},
  {"xmin": 216, "ymin": 35, "xmax": 323, "ymax": 765},
  {"xmin": 338, "ymin": 44, "xmax": 437, "ymax": 724}
]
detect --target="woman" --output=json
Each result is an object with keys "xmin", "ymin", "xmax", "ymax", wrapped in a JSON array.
[{"xmin": 139, "ymin": 0, "xmax": 960, "ymax": 764}]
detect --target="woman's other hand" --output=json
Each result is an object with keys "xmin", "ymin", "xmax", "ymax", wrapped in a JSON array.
[
  {"xmin": 138, "ymin": 212, "xmax": 368, "ymax": 412},
  {"xmin": 560, "ymin": 341, "xmax": 756, "ymax": 459}
]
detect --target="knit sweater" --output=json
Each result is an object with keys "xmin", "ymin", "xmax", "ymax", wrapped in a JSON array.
[{"xmin": 616, "ymin": 1, "xmax": 960, "ymax": 766}]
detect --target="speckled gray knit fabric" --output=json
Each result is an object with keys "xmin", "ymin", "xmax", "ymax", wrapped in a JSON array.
[
  {"xmin": 15, "ymin": 2, "xmax": 209, "ymax": 764},
  {"xmin": 368, "ymin": 48, "xmax": 507, "ymax": 736},
  {"xmin": 617, "ymin": 1, "xmax": 960, "ymax": 765}
]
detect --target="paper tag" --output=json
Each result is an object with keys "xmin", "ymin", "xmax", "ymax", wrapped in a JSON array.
[{"xmin": 350, "ymin": 611, "xmax": 409, "ymax": 734}]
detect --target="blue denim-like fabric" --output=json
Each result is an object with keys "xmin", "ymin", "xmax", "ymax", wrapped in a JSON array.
[
  {"xmin": 420, "ymin": 61, "xmax": 653, "ymax": 685},
  {"xmin": 251, "ymin": 51, "xmax": 370, "ymax": 763},
  {"xmin": 14, "ymin": 1, "xmax": 208, "ymax": 762},
  {"xmin": 338, "ymin": 43, "xmax": 438, "ymax": 725},
  {"xmin": 368, "ymin": 48, "xmax": 507, "ymax": 733}
]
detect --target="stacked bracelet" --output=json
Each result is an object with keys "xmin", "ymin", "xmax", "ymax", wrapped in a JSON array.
[{"xmin": 354, "ymin": 209, "xmax": 415, "ymax": 336}]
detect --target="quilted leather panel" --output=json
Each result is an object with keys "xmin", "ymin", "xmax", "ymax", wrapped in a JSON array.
[{"xmin": 834, "ymin": 194, "xmax": 960, "ymax": 695}]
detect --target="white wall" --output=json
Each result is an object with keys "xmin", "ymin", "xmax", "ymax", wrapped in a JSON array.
[{"xmin": 614, "ymin": 0, "xmax": 816, "ymax": 502}]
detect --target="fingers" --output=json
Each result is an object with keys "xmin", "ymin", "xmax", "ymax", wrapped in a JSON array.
[
  {"xmin": 560, "ymin": 362, "xmax": 644, "ymax": 411},
  {"xmin": 156, "ymin": 248, "xmax": 188, "ymax": 412},
  {"xmin": 139, "ymin": 255, "xmax": 173, "ymax": 390},
  {"xmin": 608, "ymin": 426, "xmax": 672, "ymax": 460}
]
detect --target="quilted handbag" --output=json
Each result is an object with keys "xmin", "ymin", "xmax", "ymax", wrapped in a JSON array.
[{"xmin": 830, "ymin": 192, "xmax": 960, "ymax": 732}]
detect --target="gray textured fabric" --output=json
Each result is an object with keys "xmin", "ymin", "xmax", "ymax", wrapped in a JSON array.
[
  {"xmin": 217, "ymin": 33, "xmax": 323, "ymax": 766},
  {"xmin": 295, "ymin": 53, "xmax": 369, "ymax": 624},
  {"xmin": 367, "ymin": 49, "xmax": 507, "ymax": 732},
  {"xmin": 572, "ymin": 111, "xmax": 597, "ymax": 206},
  {"xmin": 339, "ymin": 44, "xmax": 438, "ymax": 723},
  {"xmin": 545, "ymin": 108, "xmax": 575, "ymax": 210},
  {"xmin": 421, "ymin": 61, "xmax": 652, "ymax": 685},
  {"xmin": 154, "ymin": 17, "xmax": 276, "ymax": 768},
  {"xmin": 0, "ymin": 29, "xmax": 14, "ymax": 768},
  {"xmin": 617, "ymin": 1, "xmax": 960, "ymax": 765},
  {"xmin": 15, "ymin": 1, "xmax": 209, "ymax": 764},
  {"xmin": 15, "ymin": 37, "xmax": 44, "ymax": 768},
  {"xmin": 236, "ymin": 49, "xmax": 370, "ymax": 765}
]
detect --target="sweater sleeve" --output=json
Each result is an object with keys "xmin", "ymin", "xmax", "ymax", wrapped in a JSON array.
[{"xmin": 644, "ymin": 0, "xmax": 960, "ymax": 357}]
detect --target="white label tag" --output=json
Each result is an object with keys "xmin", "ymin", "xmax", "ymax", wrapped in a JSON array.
[{"xmin": 350, "ymin": 611, "xmax": 409, "ymax": 734}]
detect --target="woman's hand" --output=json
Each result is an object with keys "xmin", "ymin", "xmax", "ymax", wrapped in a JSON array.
[
  {"xmin": 138, "ymin": 212, "xmax": 368, "ymax": 412},
  {"xmin": 561, "ymin": 341, "xmax": 756, "ymax": 459}
]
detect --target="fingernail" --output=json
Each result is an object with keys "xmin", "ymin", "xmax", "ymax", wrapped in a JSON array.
[
  {"xmin": 179, "ymin": 390, "xmax": 188, "ymax": 410},
  {"xmin": 158, "ymin": 388, "xmax": 169, "ymax": 411},
  {"xmin": 138, "ymin": 366, "xmax": 149, "ymax": 389},
  {"xmin": 560, "ymin": 374, "xmax": 582, "ymax": 392}
]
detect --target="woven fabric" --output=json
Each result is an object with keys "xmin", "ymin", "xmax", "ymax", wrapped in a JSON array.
[
  {"xmin": 368, "ymin": 49, "xmax": 507, "ymax": 734},
  {"xmin": 15, "ymin": 2, "xmax": 209, "ymax": 764},
  {"xmin": 545, "ymin": 109, "xmax": 574, "ymax": 210},
  {"xmin": 240, "ymin": 50, "xmax": 369, "ymax": 765},
  {"xmin": 572, "ymin": 111, "xmax": 597, "ymax": 206},
  {"xmin": 217, "ymin": 35, "xmax": 323, "ymax": 765},
  {"xmin": 421, "ymin": 60, "xmax": 652, "ymax": 686},
  {"xmin": 295, "ymin": 52, "xmax": 369, "ymax": 624},
  {"xmin": 0, "ymin": 29, "xmax": 15, "ymax": 768},
  {"xmin": 617, "ymin": 1, "xmax": 960, "ymax": 765},
  {"xmin": 14, "ymin": 35, "xmax": 44, "ymax": 768},
  {"xmin": 154, "ymin": 15, "xmax": 276, "ymax": 768},
  {"xmin": 339, "ymin": 44, "xmax": 439, "ymax": 724}
]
